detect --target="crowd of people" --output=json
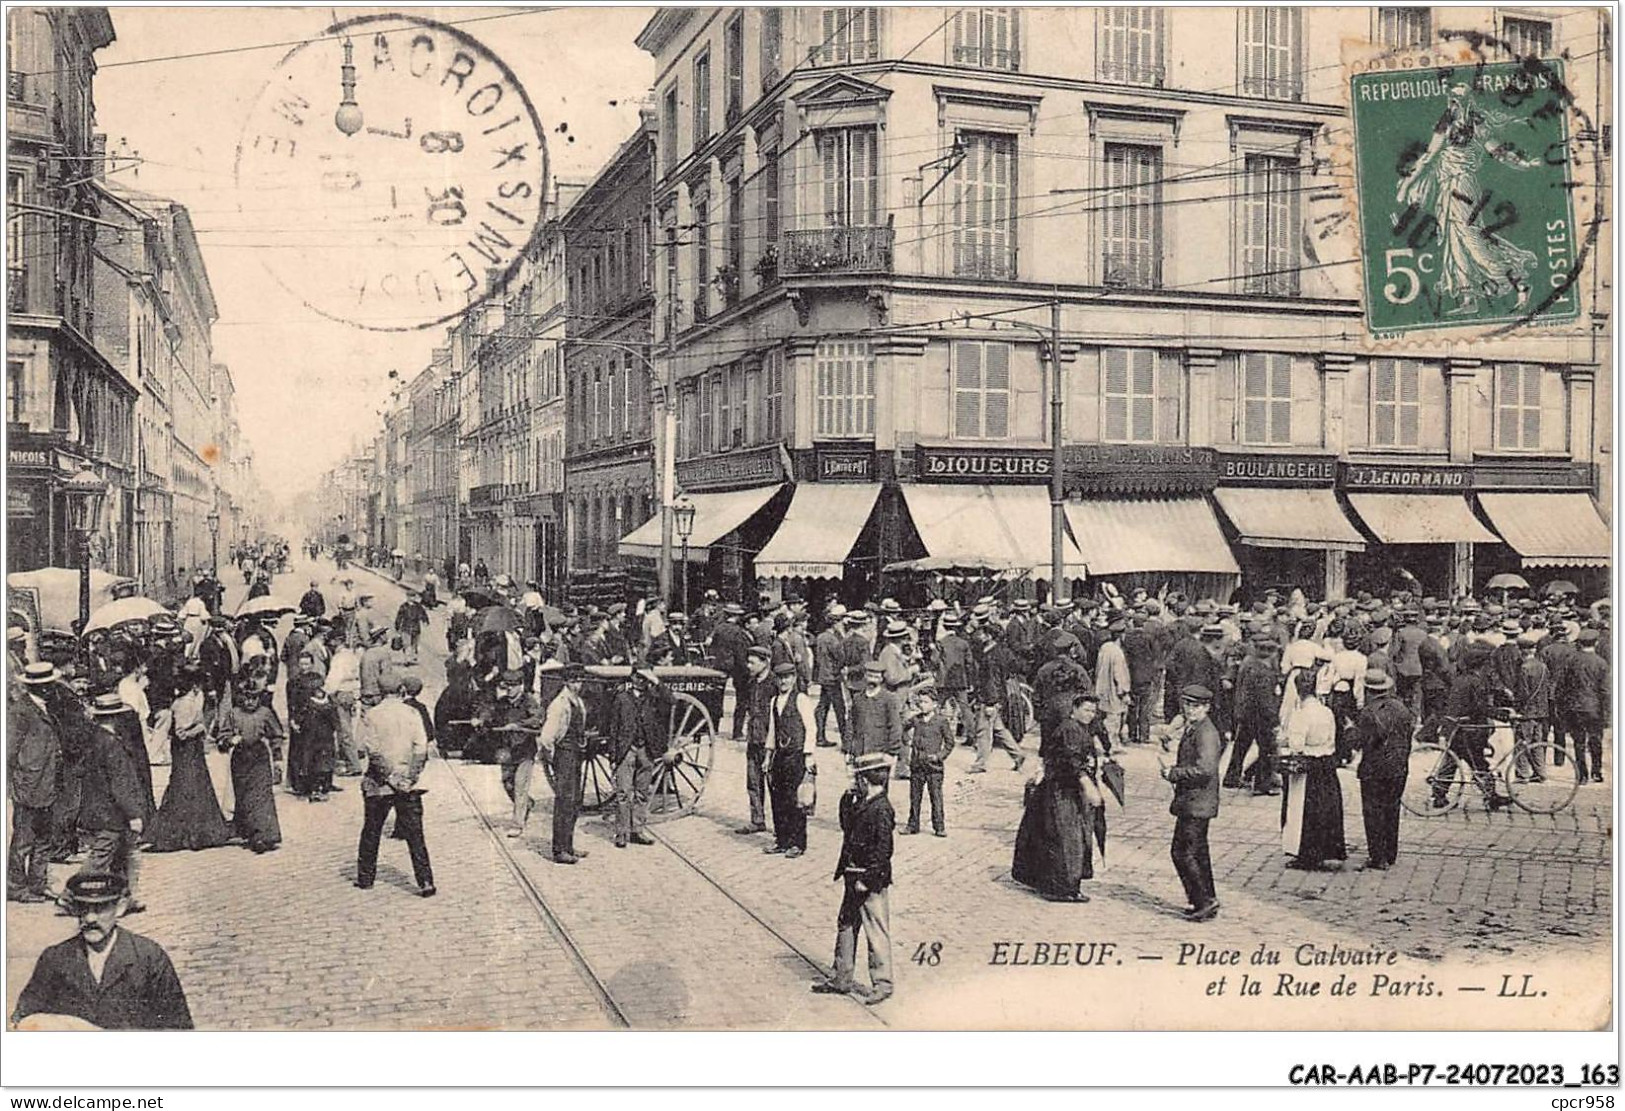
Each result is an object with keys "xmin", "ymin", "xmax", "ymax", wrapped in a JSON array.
[{"xmin": 8, "ymin": 535, "xmax": 1613, "ymax": 1023}]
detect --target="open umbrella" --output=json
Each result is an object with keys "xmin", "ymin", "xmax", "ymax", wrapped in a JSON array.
[
  {"xmin": 477, "ymin": 605, "xmax": 521, "ymax": 634},
  {"xmin": 1486, "ymin": 573, "xmax": 1530, "ymax": 591},
  {"xmin": 236, "ymin": 595, "xmax": 299, "ymax": 619},
  {"xmin": 461, "ymin": 588, "xmax": 500, "ymax": 610},
  {"xmin": 1542, "ymin": 579, "xmax": 1579, "ymax": 597},
  {"xmin": 392, "ymin": 548, "xmax": 405, "ymax": 558},
  {"xmin": 7, "ymin": 568, "xmax": 137, "ymax": 633},
  {"xmin": 83, "ymin": 596, "xmax": 170, "ymax": 635}
]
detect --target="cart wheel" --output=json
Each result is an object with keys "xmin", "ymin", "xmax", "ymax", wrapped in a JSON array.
[
  {"xmin": 1399, "ymin": 743, "xmax": 1466, "ymax": 818},
  {"xmin": 649, "ymin": 692, "xmax": 716, "ymax": 822},
  {"xmin": 539, "ymin": 745, "xmax": 619, "ymax": 812}
]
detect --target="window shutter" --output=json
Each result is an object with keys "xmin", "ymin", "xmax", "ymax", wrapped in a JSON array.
[
  {"xmin": 861, "ymin": 7, "xmax": 879, "ymax": 58},
  {"xmin": 1372, "ymin": 358, "xmax": 1395, "ymax": 446},
  {"xmin": 954, "ymin": 340, "xmax": 983, "ymax": 437},
  {"xmin": 1242, "ymin": 157, "xmax": 1268, "ymax": 286},
  {"xmin": 819, "ymin": 131, "xmax": 841, "ymax": 225},
  {"xmin": 1495, "ymin": 364, "xmax": 1518, "ymax": 447},
  {"xmin": 1103, "ymin": 349, "xmax": 1128, "ymax": 442},
  {"xmin": 822, "ymin": 8, "xmax": 838, "ymax": 62},
  {"xmin": 1399, "ymin": 360, "xmax": 1420, "ymax": 445},
  {"xmin": 1521, "ymin": 365, "xmax": 1541, "ymax": 448},
  {"xmin": 1270, "ymin": 354, "xmax": 1292, "ymax": 443},
  {"xmin": 1155, "ymin": 351, "xmax": 1181, "ymax": 442},
  {"xmin": 1130, "ymin": 348, "xmax": 1155, "ymax": 442},
  {"xmin": 985, "ymin": 340, "xmax": 1010, "ymax": 438},
  {"xmin": 1242, "ymin": 354, "xmax": 1266, "ymax": 443},
  {"xmin": 852, "ymin": 128, "xmax": 878, "ymax": 225}
]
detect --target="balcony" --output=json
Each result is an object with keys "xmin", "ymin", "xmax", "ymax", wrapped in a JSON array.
[
  {"xmin": 780, "ymin": 225, "xmax": 894, "ymax": 277},
  {"xmin": 1239, "ymin": 73, "xmax": 1304, "ymax": 102},
  {"xmin": 1097, "ymin": 59, "xmax": 1165, "ymax": 86},
  {"xmin": 1101, "ymin": 250, "xmax": 1162, "ymax": 291},
  {"xmin": 953, "ymin": 45, "xmax": 1021, "ymax": 71}
]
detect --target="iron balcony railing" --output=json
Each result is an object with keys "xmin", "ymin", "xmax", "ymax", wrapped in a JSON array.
[{"xmin": 780, "ymin": 224, "xmax": 894, "ymax": 277}]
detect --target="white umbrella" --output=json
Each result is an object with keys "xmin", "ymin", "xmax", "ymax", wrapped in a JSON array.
[
  {"xmin": 83, "ymin": 596, "xmax": 170, "ymax": 634},
  {"xmin": 236, "ymin": 595, "xmax": 299, "ymax": 619}
]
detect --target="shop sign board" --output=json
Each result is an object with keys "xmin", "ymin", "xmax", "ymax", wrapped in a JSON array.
[
  {"xmin": 677, "ymin": 445, "xmax": 787, "ymax": 491},
  {"xmin": 814, "ymin": 445, "xmax": 875, "ymax": 483},
  {"xmin": 1340, "ymin": 463, "xmax": 1473, "ymax": 491},
  {"xmin": 1216, "ymin": 452, "xmax": 1337, "ymax": 487},
  {"xmin": 1063, "ymin": 444, "xmax": 1215, "ymax": 494},
  {"xmin": 915, "ymin": 446, "xmax": 1051, "ymax": 484}
]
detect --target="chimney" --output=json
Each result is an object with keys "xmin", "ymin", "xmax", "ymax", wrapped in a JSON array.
[{"xmin": 91, "ymin": 134, "xmax": 107, "ymax": 181}]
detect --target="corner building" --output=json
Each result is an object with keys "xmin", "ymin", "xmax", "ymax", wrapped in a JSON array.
[{"xmin": 625, "ymin": 6, "xmax": 1610, "ymax": 605}]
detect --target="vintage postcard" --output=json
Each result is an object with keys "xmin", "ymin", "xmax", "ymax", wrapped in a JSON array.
[{"xmin": 2, "ymin": 2, "xmax": 1614, "ymax": 1076}]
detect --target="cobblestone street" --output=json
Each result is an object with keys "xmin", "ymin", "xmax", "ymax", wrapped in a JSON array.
[{"xmin": 9, "ymin": 558, "xmax": 1612, "ymax": 1030}]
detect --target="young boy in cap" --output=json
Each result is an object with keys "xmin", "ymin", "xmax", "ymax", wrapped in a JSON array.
[
  {"xmin": 902, "ymin": 688, "xmax": 950, "ymax": 837},
  {"xmin": 814, "ymin": 751, "xmax": 895, "ymax": 1005},
  {"xmin": 1160, "ymin": 684, "xmax": 1221, "ymax": 921},
  {"xmin": 11, "ymin": 872, "xmax": 192, "ymax": 1030}
]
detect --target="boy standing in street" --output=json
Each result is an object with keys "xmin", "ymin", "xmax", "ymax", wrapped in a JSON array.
[{"xmin": 902, "ymin": 688, "xmax": 950, "ymax": 837}]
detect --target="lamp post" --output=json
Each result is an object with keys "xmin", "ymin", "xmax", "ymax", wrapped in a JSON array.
[
  {"xmin": 62, "ymin": 462, "xmax": 108, "ymax": 633},
  {"xmin": 673, "ymin": 493, "xmax": 695, "ymax": 619},
  {"xmin": 206, "ymin": 507, "xmax": 221, "ymax": 576}
]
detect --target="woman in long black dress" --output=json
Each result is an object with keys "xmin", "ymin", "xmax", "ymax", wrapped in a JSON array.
[
  {"xmin": 146, "ymin": 668, "xmax": 232, "ymax": 852},
  {"xmin": 286, "ymin": 652, "xmax": 337, "ymax": 802},
  {"xmin": 225, "ymin": 683, "xmax": 284, "ymax": 853},
  {"xmin": 1281, "ymin": 670, "xmax": 1347, "ymax": 870},
  {"xmin": 1013, "ymin": 692, "xmax": 1101, "ymax": 902}
]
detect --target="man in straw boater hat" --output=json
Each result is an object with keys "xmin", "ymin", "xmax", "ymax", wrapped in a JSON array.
[
  {"xmin": 11, "ymin": 872, "xmax": 193, "ymax": 1030},
  {"xmin": 8, "ymin": 662, "xmax": 64, "ymax": 903},
  {"xmin": 812, "ymin": 751, "xmax": 896, "ymax": 1005}
]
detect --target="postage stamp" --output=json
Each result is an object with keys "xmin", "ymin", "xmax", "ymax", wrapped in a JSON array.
[
  {"xmin": 1350, "ymin": 58, "xmax": 1581, "ymax": 338},
  {"xmin": 234, "ymin": 13, "xmax": 550, "ymax": 331}
]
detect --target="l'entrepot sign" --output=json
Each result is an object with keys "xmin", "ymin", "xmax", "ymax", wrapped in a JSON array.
[{"xmin": 915, "ymin": 446, "xmax": 1051, "ymax": 484}]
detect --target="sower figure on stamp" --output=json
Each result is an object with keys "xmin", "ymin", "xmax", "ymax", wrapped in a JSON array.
[
  {"xmin": 813, "ymin": 752, "xmax": 895, "ymax": 1006},
  {"xmin": 1161, "ymin": 684, "xmax": 1221, "ymax": 923}
]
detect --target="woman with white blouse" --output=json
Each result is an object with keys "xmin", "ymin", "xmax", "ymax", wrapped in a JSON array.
[{"xmin": 1280, "ymin": 670, "xmax": 1347, "ymax": 870}]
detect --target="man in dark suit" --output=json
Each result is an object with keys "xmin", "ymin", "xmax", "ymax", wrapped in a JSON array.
[
  {"xmin": 734, "ymin": 647, "xmax": 774, "ymax": 835},
  {"xmin": 11, "ymin": 872, "xmax": 192, "ymax": 1030},
  {"xmin": 1556, "ymin": 628, "xmax": 1610, "ymax": 782},
  {"xmin": 8, "ymin": 665, "xmax": 63, "ymax": 902},
  {"xmin": 1161, "ymin": 684, "xmax": 1221, "ymax": 922},
  {"xmin": 1350, "ymin": 669, "xmax": 1414, "ymax": 870},
  {"xmin": 77, "ymin": 694, "xmax": 151, "ymax": 915},
  {"xmin": 708, "ymin": 604, "xmax": 753, "ymax": 740}
]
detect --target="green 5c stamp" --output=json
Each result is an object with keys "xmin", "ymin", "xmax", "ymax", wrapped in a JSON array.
[{"xmin": 1351, "ymin": 60, "xmax": 1579, "ymax": 336}]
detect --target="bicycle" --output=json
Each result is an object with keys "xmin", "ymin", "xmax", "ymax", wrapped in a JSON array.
[{"xmin": 1400, "ymin": 713, "xmax": 1581, "ymax": 818}]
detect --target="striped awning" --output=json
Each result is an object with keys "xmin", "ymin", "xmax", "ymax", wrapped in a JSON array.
[
  {"xmin": 617, "ymin": 485, "xmax": 784, "ymax": 564},
  {"xmin": 1476, "ymin": 492, "xmax": 1612, "ymax": 568},
  {"xmin": 899, "ymin": 484, "xmax": 1086, "ymax": 579},
  {"xmin": 1064, "ymin": 497, "xmax": 1240, "ymax": 576},
  {"xmin": 754, "ymin": 484, "xmax": 882, "ymax": 580},
  {"xmin": 1213, "ymin": 487, "xmax": 1366, "ymax": 552},
  {"xmin": 1345, "ymin": 494, "xmax": 1499, "ymax": 545}
]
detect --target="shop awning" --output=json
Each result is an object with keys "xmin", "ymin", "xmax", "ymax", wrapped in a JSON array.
[
  {"xmin": 617, "ymin": 484, "xmax": 785, "ymax": 564},
  {"xmin": 1345, "ymin": 494, "xmax": 1499, "ymax": 545},
  {"xmin": 1213, "ymin": 487, "xmax": 1366, "ymax": 552},
  {"xmin": 897, "ymin": 485, "xmax": 1086, "ymax": 579},
  {"xmin": 754, "ymin": 484, "xmax": 882, "ymax": 579},
  {"xmin": 1476, "ymin": 492, "xmax": 1612, "ymax": 568},
  {"xmin": 1064, "ymin": 497, "xmax": 1240, "ymax": 577}
]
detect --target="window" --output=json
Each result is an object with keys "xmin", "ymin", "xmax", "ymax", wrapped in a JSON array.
[
  {"xmin": 728, "ymin": 362, "xmax": 746, "ymax": 447},
  {"xmin": 663, "ymin": 213, "xmax": 679, "ymax": 336},
  {"xmin": 952, "ymin": 341, "xmax": 1011, "ymax": 439},
  {"xmin": 761, "ymin": 145, "xmax": 781, "ymax": 250},
  {"xmin": 763, "ymin": 347, "xmax": 784, "ymax": 440},
  {"xmin": 725, "ymin": 177, "xmax": 743, "ymax": 303},
  {"xmin": 1239, "ymin": 8, "xmax": 1304, "ymax": 100},
  {"xmin": 814, "ymin": 127, "xmax": 878, "ymax": 226},
  {"xmin": 1102, "ymin": 143, "xmax": 1162, "ymax": 288},
  {"xmin": 662, "ymin": 84, "xmax": 680, "ymax": 172},
  {"xmin": 692, "ymin": 50, "xmax": 711, "ymax": 143},
  {"xmin": 1371, "ymin": 358, "xmax": 1422, "ymax": 448},
  {"xmin": 815, "ymin": 339, "xmax": 874, "ymax": 438},
  {"xmin": 1502, "ymin": 16, "xmax": 1552, "ymax": 57},
  {"xmin": 1495, "ymin": 363, "xmax": 1543, "ymax": 450},
  {"xmin": 715, "ymin": 368, "xmax": 731, "ymax": 449},
  {"xmin": 1376, "ymin": 7, "xmax": 1430, "ymax": 49},
  {"xmin": 6, "ymin": 359, "xmax": 22, "ymax": 424},
  {"xmin": 606, "ymin": 356, "xmax": 619, "ymax": 439},
  {"xmin": 816, "ymin": 8, "xmax": 879, "ymax": 65},
  {"xmin": 953, "ymin": 8, "xmax": 1020, "ymax": 70},
  {"xmin": 698, "ymin": 372, "xmax": 714, "ymax": 454},
  {"xmin": 692, "ymin": 198, "xmax": 710, "ymax": 320},
  {"xmin": 621, "ymin": 363, "xmax": 634, "ymax": 434},
  {"xmin": 1241, "ymin": 352, "xmax": 1293, "ymax": 445},
  {"xmin": 761, "ymin": 8, "xmax": 783, "ymax": 87},
  {"xmin": 725, "ymin": 14, "xmax": 745, "ymax": 122},
  {"xmin": 1240, "ymin": 154, "xmax": 1301, "ymax": 295},
  {"xmin": 1103, "ymin": 348, "xmax": 1181, "ymax": 443},
  {"xmin": 591, "ymin": 368, "xmax": 603, "ymax": 441},
  {"xmin": 951, "ymin": 131, "xmax": 1017, "ymax": 279},
  {"xmin": 1097, "ymin": 7, "xmax": 1165, "ymax": 85}
]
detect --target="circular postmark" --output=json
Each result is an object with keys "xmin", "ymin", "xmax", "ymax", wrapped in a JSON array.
[
  {"xmin": 1344, "ymin": 31, "xmax": 1605, "ymax": 342},
  {"xmin": 235, "ymin": 14, "xmax": 550, "ymax": 331}
]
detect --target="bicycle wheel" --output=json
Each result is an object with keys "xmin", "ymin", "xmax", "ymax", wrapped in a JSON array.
[
  {"xmin": 1507, "ymin": 743, "xmax": 1582, "ymax": 815},
  {"xmin": 1400, "ymin": 743, "xmax": 1467, "ymax": 817},
  {"xmin": 1010, "ymin": 683, "xmax": 1037, "ymax": 740}
]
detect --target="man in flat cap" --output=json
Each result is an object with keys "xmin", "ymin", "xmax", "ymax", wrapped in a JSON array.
[
  {"xmin": 813, "ymin": 751, "xmax": 895, "ymax": 1005},
  {"xmin": 11, "ymin": 873, "xmax": 192, "ymax": 1030},
  {"xmin": 1160, "ymin": 684, "xmax": 1221, "ymax": 922}
]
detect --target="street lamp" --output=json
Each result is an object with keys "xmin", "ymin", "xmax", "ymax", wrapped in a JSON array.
[
  {"xmin": 206, "ymin": 506, "xmax": 221, "ymax": 597},
  {"xmin": 62, "ymin": 462, "xmax": 108, "ymax": 633},
  {"xmin": 673, "ymin": 493, "xmax": 696, "ymax": 618}
]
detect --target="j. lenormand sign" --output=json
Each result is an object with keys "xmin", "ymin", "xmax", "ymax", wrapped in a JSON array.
[
  {"xmin": 1340, "ymin": 462, "xmax": 1473, "ymax": 491},
  {"xmin": 915, "ymin": 446, "xmax": 1051, "ymax": 484}
]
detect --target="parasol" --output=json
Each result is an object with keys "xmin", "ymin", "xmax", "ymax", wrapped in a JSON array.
[
  {"xmin": 83, "ymin": 596, "xmax": 170, "ymax": 635},
  {"xmin": 460, "ymin": 588, "xmax": 500, "ymax": 610},
  {"xmin": 1486, "ymin": 573, "xmax": 1530, "ymax": 591},
  {"xmin": 392, "ymin": 548, "xmax": 405, "ymax": 558},
  {"xmin": 1542, "ymin": 579, "xmax": 1579, "ymax": 597},
  {"xmin": 236, "ymin": 595, "xmax": 299, "ymax": 619},
  {"xmin": 7, "ymin": 568, "xmax": 137, "ymax": 633},
  {"xmin": 477, "ymin": 605, "xmax": 521, "ymax": 634}
]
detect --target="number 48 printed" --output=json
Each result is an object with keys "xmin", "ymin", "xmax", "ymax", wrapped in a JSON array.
[{"xmin": 912, "ymin": 942, "xmax": 943, "ymax": 966}]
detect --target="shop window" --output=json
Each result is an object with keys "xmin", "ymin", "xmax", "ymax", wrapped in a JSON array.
[
  {"xmin": 1371, "ymin": 359, "xmax": 1421, "ymax": 448},
  {"xmin": 1494, "ymin": 363, "xmax": 1542, "ymax": 451},
  {"xmin": 815, "ymin": 339, "xmax": 874, "ymax": 438},
  {"xmin": 952, "ymin": 340, "xmax": 1011, "ymax": 440},
  {"xmin": 951, "ymin": 131, "xmax": 1017, "ymax": 279},
  {"xmin": 1241, "ymin": 352, "xmax": 1292, "ymax": 445},
  {"xmin": 1238, "ymin": 7, "xmax": 1304, "ymax": 101},
  {"xmin": 1103, "ymin": 348, "xmax": 1179, "ymax": 443},
  {"xmin": 1097, "ymin": 7, "xmax": 1165, "ymax": 85}
]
